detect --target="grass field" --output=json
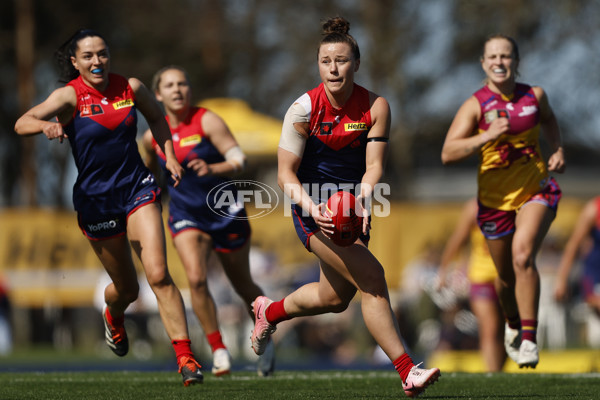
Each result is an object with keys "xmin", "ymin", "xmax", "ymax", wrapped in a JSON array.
[{"xmin": 1, "ymin": 370, "xmax": 599, "ymax": 400}]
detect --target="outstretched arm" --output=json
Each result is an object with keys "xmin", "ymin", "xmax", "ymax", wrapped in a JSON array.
[
  {"xmin": 14, "ymin": 86, "xmax": 77, "ymax": 143},
  {"xmin": 130, "ymin": 77, "xmax": 184, "ymax": 186}
]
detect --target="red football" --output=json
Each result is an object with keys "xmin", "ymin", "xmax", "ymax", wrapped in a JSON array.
[{"xmin": 324, "ymin": 191, "xmax": 363, "ymax": 247}]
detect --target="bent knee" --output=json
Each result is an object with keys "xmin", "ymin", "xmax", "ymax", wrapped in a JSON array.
[
  {"xmin": 322, "ymin": 296, "xmax": 351, "ymax": 314},
  {"xmin": 145, "ymin": 267, "xmax": 174, "ymax": 289},
  {"xmin": 123, "ymin": 290, "xmax": 139, "ymax": 304},
  {"xmin": 115, "ymin": 286, "xmax": 139, "ymax": 304},
  {"xmin": 187, "ymin": 278, "xmax": 209, "ymax": 293},
  {"xmin": 512, "ymin": 250, "xmax": 534, "ymax": 271},
  {"xmin": 111, "ymin": 279, "xmax": 140, "ymax": 303}
]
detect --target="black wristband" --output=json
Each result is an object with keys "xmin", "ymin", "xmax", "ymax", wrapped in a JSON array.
[{"xmin": 367, "ymin": 137, "xmax": 389, "ymax": 143}]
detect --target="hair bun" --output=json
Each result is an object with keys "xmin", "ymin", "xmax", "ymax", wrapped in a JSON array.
[{"xmin": 322, "ymin": 17, "xmax": 350, "ymax": 35}]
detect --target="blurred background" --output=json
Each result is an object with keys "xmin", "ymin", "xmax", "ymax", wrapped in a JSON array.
[{"xmin": 1, "ymin": 0, "xmax": 599, "ymax": 372}]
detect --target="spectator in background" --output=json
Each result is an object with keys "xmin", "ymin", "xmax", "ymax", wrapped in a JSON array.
[
  {"xmin": 143, "ymin": 65, "xmax": 275, "ymax": 376},
  {"xmin": 441, "ymin": 34, "xmax": 565, "ymax": 369},
  {"xmin": 14, "ymin": 29, "xmax": 202, "ymax": 386},
  {"xmin": 438, "ymin": 198, "xmax": 506, "ymax": 371}
]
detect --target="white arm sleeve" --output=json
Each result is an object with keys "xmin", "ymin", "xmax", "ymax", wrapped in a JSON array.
[
  {"xmin": 224, "ymin": 145, "xmax": 246, "ymax": 172},
  {"xmin": 279, "ymin": 94, "xmax": 311, "ymax": 158}
]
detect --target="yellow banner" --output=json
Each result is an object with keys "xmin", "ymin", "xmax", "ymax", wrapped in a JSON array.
[{"xmin": 0, "ymin": 198, "xmax": 583, "ymax": 307}]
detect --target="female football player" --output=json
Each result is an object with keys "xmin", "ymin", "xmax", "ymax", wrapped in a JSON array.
[
  {"xmin": 143, "ymin": 65, "xmax": 275, "ymax": 377},
  {"xmin": 14, "ymin": 29, "xmax": 203, "ymax": 386},
  {"xmin": 249, "ymin": 17, "xmax": 440, "ymax": 398},
  {"xmin": 441, "ymin": 34, "xmax": 565, "ymax": 368}
]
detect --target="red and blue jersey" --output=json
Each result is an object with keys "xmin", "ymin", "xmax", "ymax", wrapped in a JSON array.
[
  {"xmin": 64, "ymin": 73, "xmax": 154, "ymax": 214},
  {"xmin": 152, "ymin": 107, "xmax": 247, "ymax": 231},
  {"xmin": 289, "ymin": 83, "xmax": 373, "ymax": 250},
  {"xmin": 296, "ymin": 83, "xmax": 372, "ymax": 201}
]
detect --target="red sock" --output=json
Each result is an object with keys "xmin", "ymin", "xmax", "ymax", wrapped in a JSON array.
[
  {"xmin": 172, "ymin": 339, "xmax": 194, "ymax": 364},
  {"xmin": 521, "ymin": 319, "xmax": 538, "ymax": 343},
  {"xmin": 206, "ymin": 331, "xmax": 227, "ymax": 352},
  {"xmin": 393, "ymin": 353, "xmax": 414, "ymax": 382},
  {"xmin": 264, "ymin": 298, "xmax": 291, "ymax": 325},
  {"xmin": 505, "ymin": 314, "xmax": 521, "ymax": 330},
  {"xmin": 105, "ymin": 307, "xmax": 124, "ymax": 326}
]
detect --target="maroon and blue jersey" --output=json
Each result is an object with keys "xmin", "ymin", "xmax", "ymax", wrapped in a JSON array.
[
  {"xmin": 63, "ymin": 74, "xmax": 160, "ymax": 240},
  {"xmin": 289, "ymin": 83, "xmax": 372, "ymax": 249},
  {"xmin": 64, "ymin": 74, "xmax": 155, "ymax": 214},
  {"xmin": 152, "ymin": 107, "xmax": 249, "ymax": 250},
  {"xmin": 296, "ymin": 83, "xmax": 372, "ymax": 198}
]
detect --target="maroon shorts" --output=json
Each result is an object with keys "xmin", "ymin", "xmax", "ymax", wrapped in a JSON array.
[
  {"xmin": 477, "ymin": 177, "xmax": 561, "ymax": 239},
  {"xmin": 470, "ymin": 282, "xmax": 499, "ymax": 301}
]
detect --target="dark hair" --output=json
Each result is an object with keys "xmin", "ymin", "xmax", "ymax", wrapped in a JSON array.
[
  {"xmin": 482, "ymin": 34, "xmax": 520, "ymax": 61},
  {"xmin": 319, "ymin": 17, "xmax": 360, "ymax": 60},
  {"xmin": 54, "ymin": 29, "xmax": 107, "ymax": 83},
  {"xmin": 151, "ymin": 65, "xmax": 189, "ymax": 93}
]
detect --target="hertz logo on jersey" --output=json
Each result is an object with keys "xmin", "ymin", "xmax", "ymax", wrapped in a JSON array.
[
  {"xmin": 180, "ymin": 134, "xmax": 202, "ymax": 147},
  {"xmin": 112, "ymin": 99, "xmax": 134, "ymax": 110},
  {"xmin": 345, "ymin": 122, "xmax": 368, "ymax": 132}
]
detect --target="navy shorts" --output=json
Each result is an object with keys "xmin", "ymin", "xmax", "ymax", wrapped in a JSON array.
[
  {"xmin": 77, "ymin": 183, "xmax": 161, "ymax": 240},
  {"xmin": 167, "ymin": 207, "xmax": 251, "ymax": 252},
  {"xmin": 291, "ymin": 206, "xmax": 370, "ymax": 251}
]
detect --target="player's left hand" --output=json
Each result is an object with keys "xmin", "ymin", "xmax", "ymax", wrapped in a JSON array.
[
  {"xmin": 548, "ymin": 147, "xmax": 565, "ymax": 173},
  {"xmin": 166, "ymin": 158, "xmax": 185, "ymax": 187}
]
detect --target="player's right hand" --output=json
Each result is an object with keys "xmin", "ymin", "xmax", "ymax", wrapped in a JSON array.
[
  {"xmin": 486, "ymin": 117, "xmax": 510, "ymax": 141},
  {"xmin": 42, "ymin": 122, "xmax": 68, "ymax": 143},
  {"xmin": 314, "ymin": 203, "xmax": 334, "ymax": 236}
]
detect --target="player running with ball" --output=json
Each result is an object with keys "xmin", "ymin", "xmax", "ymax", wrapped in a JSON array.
[{"xmin": 250, "ymin": 17, "xmax": 440, "ymax": 398}]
